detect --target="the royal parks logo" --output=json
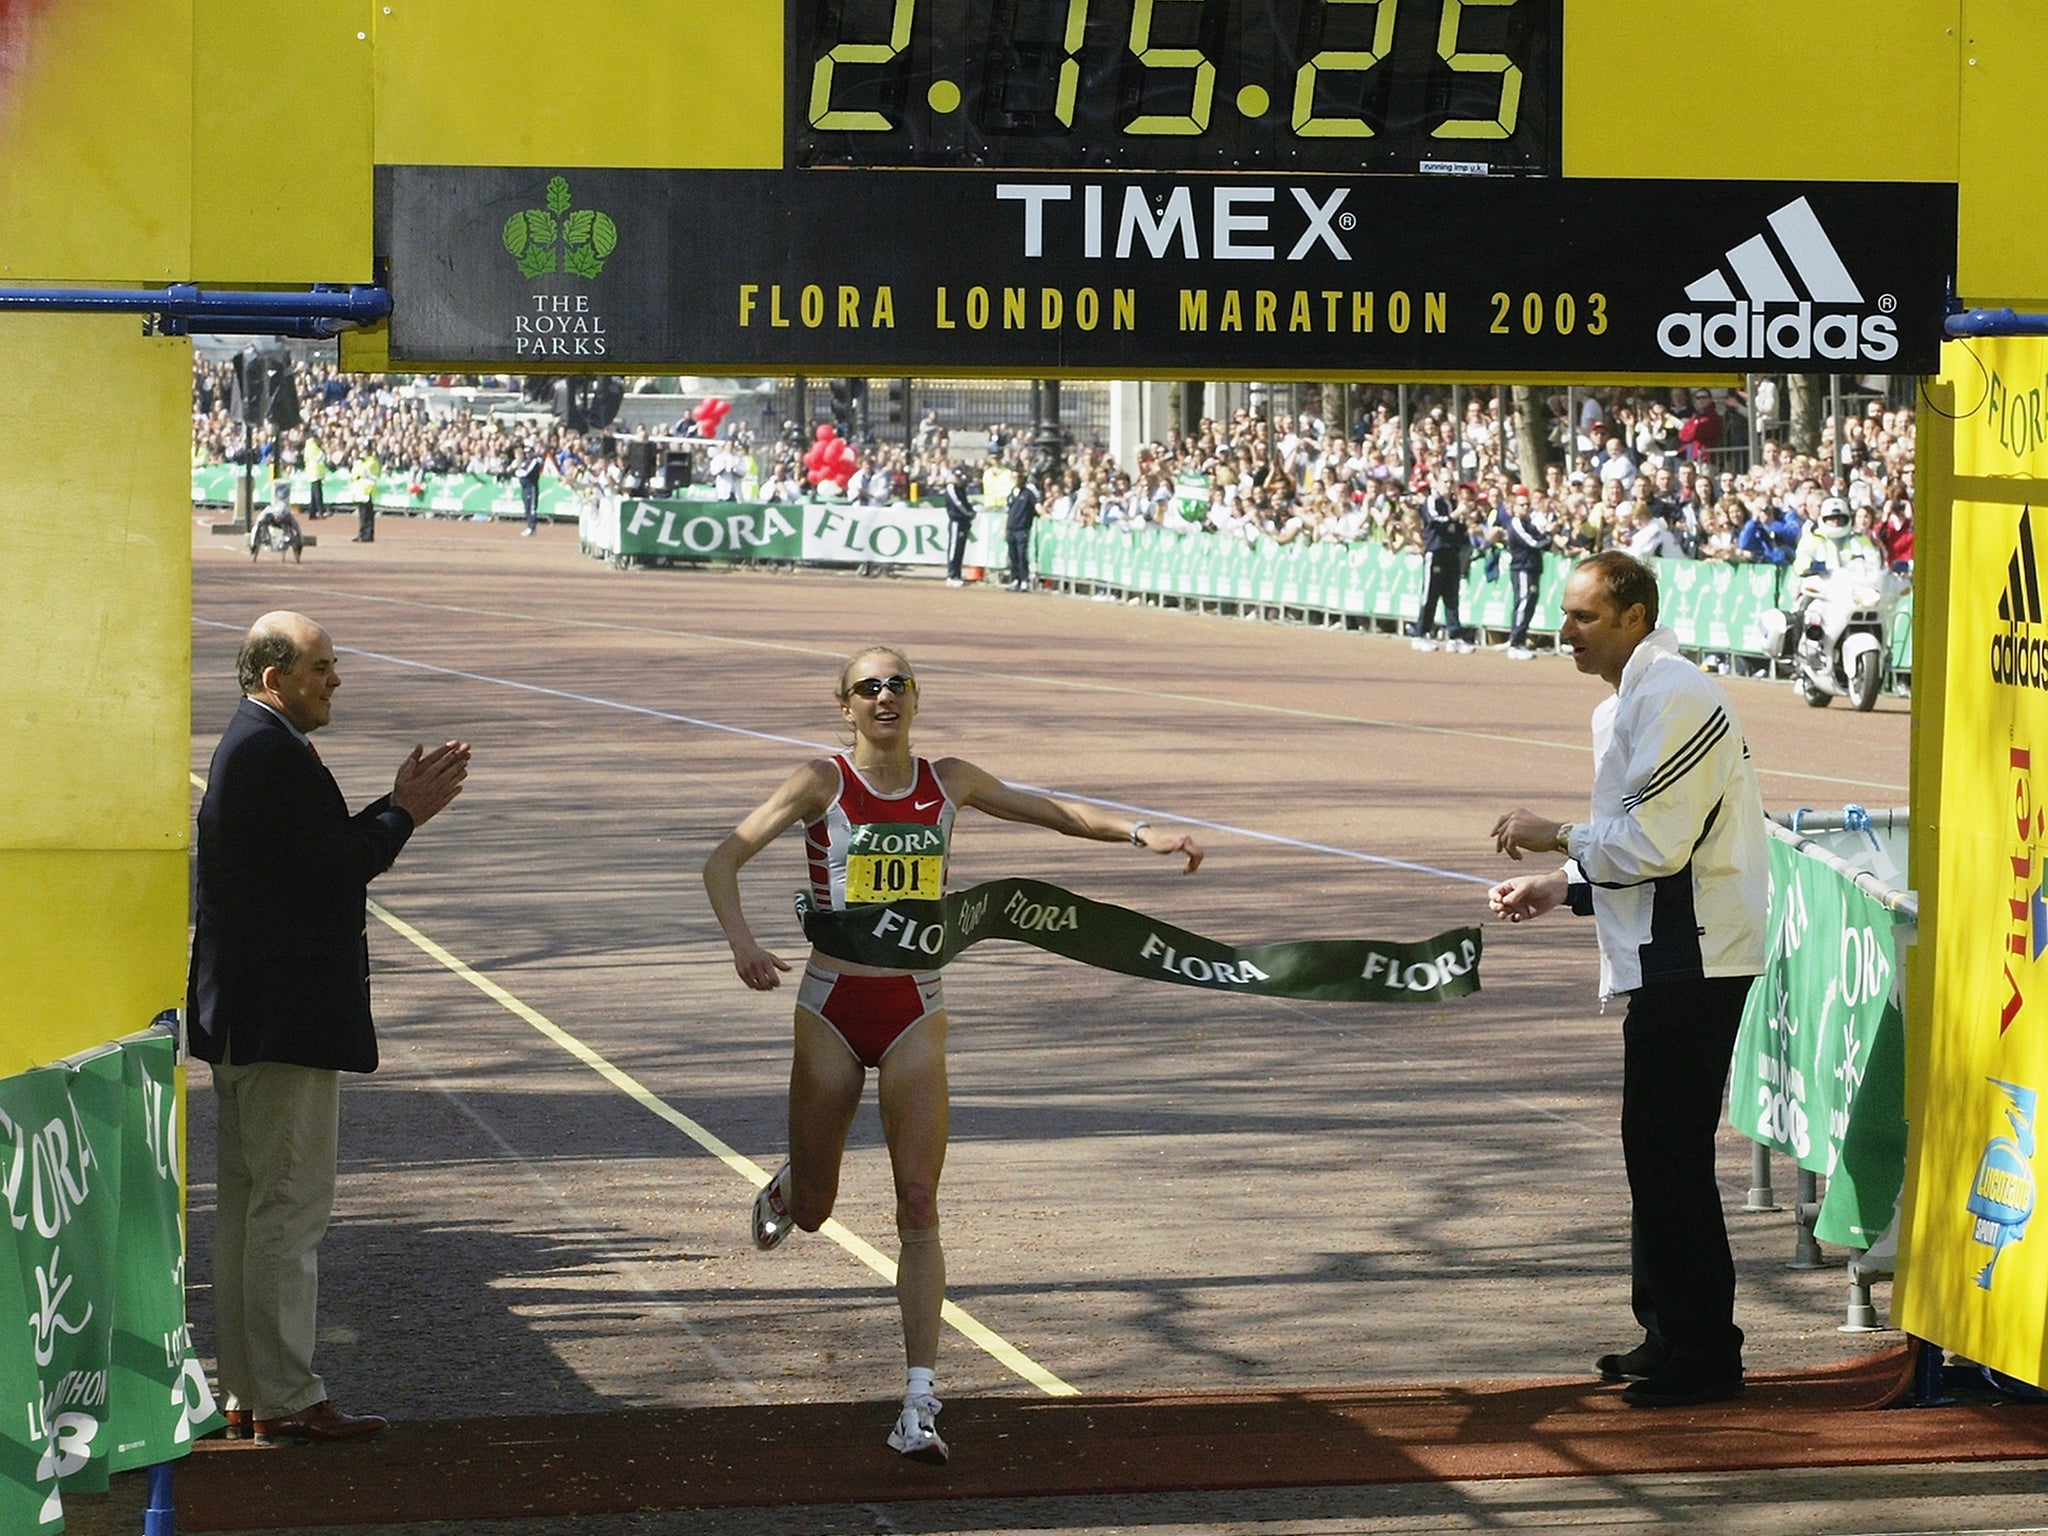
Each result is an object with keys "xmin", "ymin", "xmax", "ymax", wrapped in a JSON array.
[
  {"xmin": 1656, "ymin": 196, "xmax": 1898, "ymax": 364},
  {"xmin": 1969, "ymin": 1078, "xmax": 2039, "ymax": 1290},
  {"xmin": 496, "ymin": 174, "xmax": 616, "ymax": 358},
  {"xmin": 500, "ymin": 175, "xmax": 618, "ymax": 280}
]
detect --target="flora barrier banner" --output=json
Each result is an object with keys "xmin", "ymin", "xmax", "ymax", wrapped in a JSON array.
[
  {"xmin": 594, "ymin": 497, "xmax": 995, "ymax": 568},
  {"xmin": 0, "ymin": 1034, "xmax": 217, "ymax": 1531},
  {"xmin": 1727, "ymin": 835, "xmax": 1907, "ymax": 1248}
]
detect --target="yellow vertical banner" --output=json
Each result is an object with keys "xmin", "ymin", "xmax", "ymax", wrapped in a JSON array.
[{"xmin": 1897, "ymin": 335, "xmax": 2048, "ymax": 1382}]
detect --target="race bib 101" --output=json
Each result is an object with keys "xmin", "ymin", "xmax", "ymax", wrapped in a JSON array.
[{"xmin": 843, "ymin": 822, "xmax": 945, "ymax": 905}]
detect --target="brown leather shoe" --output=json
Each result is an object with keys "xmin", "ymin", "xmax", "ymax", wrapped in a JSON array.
[{"xmin": 252, "ymin": 1400, "xmax": 388, "ymax": 1446}]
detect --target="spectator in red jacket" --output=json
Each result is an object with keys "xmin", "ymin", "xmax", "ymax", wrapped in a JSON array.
[
  {"xmin": 1678, "ymin": 390, "xmax": 1724, "ymax": 462},
  {"xmin": 1876, "ymin": 497, "xmax": 1914, "ymax": 572}
]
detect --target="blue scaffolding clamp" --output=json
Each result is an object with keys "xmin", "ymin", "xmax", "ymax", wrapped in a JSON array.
[{"xmin": 0, "ymin": 282, "xmax": 391, "ymax": 339}]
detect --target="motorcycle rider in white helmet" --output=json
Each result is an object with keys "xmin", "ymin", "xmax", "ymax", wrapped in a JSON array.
[
  {"xmin": 1775, "ymin": 497, "xmax": 1886, "ymax": 662},
  {"xmin": 1793, "ymin": 497, "xmax": 1883, "ymax": 575}
]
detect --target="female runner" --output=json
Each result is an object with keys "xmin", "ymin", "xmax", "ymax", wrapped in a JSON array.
[{"xmin": 702, "ymin": 645, "xmax": 1202, "ymax": 1463}]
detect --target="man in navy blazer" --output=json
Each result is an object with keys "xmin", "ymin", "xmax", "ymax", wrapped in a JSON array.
[{"xmin": 189, "ymin": 610, "xmax": 469, "ymax": 1445}]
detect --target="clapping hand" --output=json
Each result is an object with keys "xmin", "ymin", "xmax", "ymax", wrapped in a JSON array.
[{"xmin": 392, "ymin": 740, "xmax": 471, "ymax": 825}]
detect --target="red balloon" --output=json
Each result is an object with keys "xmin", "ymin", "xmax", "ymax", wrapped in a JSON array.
[{"xmin": 815, "ymin": 424, "xmax": 835, "ymax": 442}]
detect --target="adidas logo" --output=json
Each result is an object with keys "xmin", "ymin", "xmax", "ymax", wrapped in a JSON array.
[
  {"xmin": 1991, "ymin": 506, "xmax": 2048, "ymax": 691},
  {"xmin": 1656, "ymin": 196, "xmax": 1899, "ymax": 364},
  {"xmin": 2002, "ymin": 506, "xmax": 2043, "ymax": 626}
]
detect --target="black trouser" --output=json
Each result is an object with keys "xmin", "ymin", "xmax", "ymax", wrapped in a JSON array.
[
  {"xmin": 522, "ymin": 480, "xmax": 540, "ymax": 532},
  {"xmin": 307, "ymin": 479, "xmax": 326, "ymax": 519},
  {"xmin": 1620, "ymin": 975, "xmax": 1753, "ymax": 1375},
  {"xmin": 1006, "ymin": 524, "xmax": 1032, "ymax": 586},
  {"xmin": 947, "ymin": 518, "xmax": 971, "ymax": 580},
  {"xmin": 1415, "ymin": 551, "xmax": 1465, "ymax": 638},
  {"xmin": 355, "ymin": 500, "xmax": 376, "ymax": 541},
  {"xmin": 1507, "ymin": 564, "xmax": 1541, "ymax": 647}
]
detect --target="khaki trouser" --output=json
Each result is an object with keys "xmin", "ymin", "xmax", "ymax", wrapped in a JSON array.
[{"xmin": 212, "ymin": 1060, "xmax": 340, "ymax": 1419}]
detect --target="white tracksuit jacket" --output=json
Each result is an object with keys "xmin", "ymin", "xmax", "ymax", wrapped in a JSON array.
[{"xmin": 1560, "ymin": 628, "xmax": 1770, "ymax": 999}]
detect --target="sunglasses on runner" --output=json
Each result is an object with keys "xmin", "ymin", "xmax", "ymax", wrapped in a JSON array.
[{"xmin": 848, "ymin": 675, "xmax": 916, "ymax": 698}]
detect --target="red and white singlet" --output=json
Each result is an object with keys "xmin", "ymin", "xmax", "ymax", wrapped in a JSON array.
[
  {"xmin": 799, "ymin": 755, "xmax": 955, "ymax": 1066},
  {"xmin": 804, "ymin": 755, "xmax": 955, "ymax": 913}
]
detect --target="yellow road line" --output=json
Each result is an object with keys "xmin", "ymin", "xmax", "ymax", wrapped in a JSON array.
[
  {"xmin": 197, "ymin": 762, "xmax": 1074, "ymax": 1396},
  {"xmin": 364, "ymin": 898, "xmax": 1079, "ymax": 1398}
]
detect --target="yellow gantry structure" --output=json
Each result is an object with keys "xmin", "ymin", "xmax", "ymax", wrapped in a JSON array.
[{"xmin": 3, "ymin": 0, "xmax": 2046, "ymax": 1375}]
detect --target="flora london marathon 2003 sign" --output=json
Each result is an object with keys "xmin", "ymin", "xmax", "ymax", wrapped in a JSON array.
[{"xmin": 376, "ymin": 2, "xmax": 1955, "ymax": 376}]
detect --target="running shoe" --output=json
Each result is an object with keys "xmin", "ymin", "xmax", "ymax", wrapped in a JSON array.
[
  {"xmin": 1409, "ymin": 638, "xmax": 1439, "ymax": 652},
  {"xmin": 1446, "ymin": 639, "xmax": 1476, "ymax": 654},
  {"xmin": 752, "ymin": 1161, "xmax": 795, "ymax": 1251},
  {"xmin": 887, "ymin": 1394, "xmax": 949, "ymax": 1464}
]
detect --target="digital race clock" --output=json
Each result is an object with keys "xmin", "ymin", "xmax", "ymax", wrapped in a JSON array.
[{"xmin": 789, "ymin": 0, "xmax": 1559, "ymax": 175}]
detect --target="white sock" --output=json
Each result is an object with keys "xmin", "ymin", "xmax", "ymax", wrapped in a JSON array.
[{"xmin": 906, "ymin": 1366, "xmax": 936, "ymax": 1403}]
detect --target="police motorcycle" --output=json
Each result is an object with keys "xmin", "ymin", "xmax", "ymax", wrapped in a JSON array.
[{"xmin": 1756, "ymin": 500, "xmax": 1904, "ymax": 711}]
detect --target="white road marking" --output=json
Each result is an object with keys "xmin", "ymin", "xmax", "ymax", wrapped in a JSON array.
[{"xmin": 196, "ymin": 591, "xmax": 1906, "ymax": 793}]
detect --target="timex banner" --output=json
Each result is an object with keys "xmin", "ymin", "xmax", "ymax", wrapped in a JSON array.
[{"xmin": 377, "ymin": 166, "xmax": 1956, "ymax": 375}]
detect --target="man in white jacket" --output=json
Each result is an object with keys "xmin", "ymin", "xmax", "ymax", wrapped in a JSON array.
[{"xmin": 1488, "ymin": 551, "xmax": 1768, "ymax": 1408}]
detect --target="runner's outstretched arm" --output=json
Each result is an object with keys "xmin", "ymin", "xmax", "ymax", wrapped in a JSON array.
[{"xmin": 936, "ymin": 758, "xmax": 1203, "ymax": 873}]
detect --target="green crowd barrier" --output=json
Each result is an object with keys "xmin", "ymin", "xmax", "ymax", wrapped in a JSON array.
[
  {"xmin": 1026, "ymin": 523, "xmax": 1819, "ymax": 657},
  {"xmin": 1652, "ymin": 556, "xmax": 1785, "ymax": 655},
  {"xmin": 0, "ymin": 1032, "xmax": 220, "ymax": 1531},
  {"xmin": 190, "ymin": 464, "xmax": 242, "ymax": 504},
  {"xmin": 1727, "ymin": 835, "xmax": 1907, "ymax": 1248},
  {"xmin": 193, "ymin": 466, "xmax": 582, "ymax": 521}
]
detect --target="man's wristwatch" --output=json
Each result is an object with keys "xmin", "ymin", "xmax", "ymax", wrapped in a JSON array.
[{"xmin": 1554, "ymin": 822, "xmax": 1575, "ymax": 855}]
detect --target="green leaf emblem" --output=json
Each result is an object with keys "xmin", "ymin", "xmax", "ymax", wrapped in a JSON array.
[{"xmin": 503, "ymin": 176, "xmax": 617, "ymax": 281}]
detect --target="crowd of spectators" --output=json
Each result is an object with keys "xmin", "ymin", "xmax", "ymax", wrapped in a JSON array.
[
  {"xmin": 193, "ymin": 360, "xmax": 1913, "ymax": 573},
  {"xmin": 195, "ymin": 359, "xmax": 589, "ymax": 494},
  {"xmin": 970, "ymin": 386, "xmax": 1914, "ymax": 576}
]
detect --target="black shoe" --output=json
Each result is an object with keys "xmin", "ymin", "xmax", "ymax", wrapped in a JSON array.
[
  {"xmin": 1621, "ymin": 1371, "xmax": 1744, "ymax": 1408},
  {"xmin": 1595, "ymin": 1342, "xmax": 1669, "ymax": 1381}
]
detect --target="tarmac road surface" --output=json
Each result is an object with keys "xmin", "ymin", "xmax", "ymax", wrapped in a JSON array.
[{"xmin": 64, "ymin": 515, "xmax": 1989, "ymax": 1536}]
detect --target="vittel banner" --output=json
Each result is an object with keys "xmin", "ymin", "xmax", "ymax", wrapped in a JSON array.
[{"xmin": 377, "ymin": 168, "xmax": 1956, "ymax": 375}]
